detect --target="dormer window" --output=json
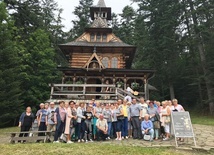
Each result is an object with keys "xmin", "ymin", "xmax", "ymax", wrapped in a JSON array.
[
  {"xmin": 103, "ymin": 34, "xmax": 107, "ymax": 42},
  {"xmin": 111, "ymin": 57, "xmax": 118, "ymax": 68},
  {"xmin": 90, "ymin": 33, "xmax": 95, "ymax": 42},
  {"xmin": 102, "ymin": 12, "xmax": 107, "ymax": 18},
  {"xmin": 96, "ymin": 33, "xmax": 101, "ymax": 42}
]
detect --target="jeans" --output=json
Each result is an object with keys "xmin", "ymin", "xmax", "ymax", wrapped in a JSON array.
[
  {"xmin": 142, "ymin": 129, "xmax": 154, "ymax": 141},
  {"xmin": 107, "ymin": 122, "xmax": 112, "ymax": 136},
  {"xmin": 77, "ymin": 121, "xmax": 86, "ymax": 140},
  {"xmin": 85, "ymin": 120, "xmax": 92, "ymax": 140},
  {"xmin": 54, "ymin": 121, "xmax": 65, "ymax": 141},
  {"xmin": 122, "ymin": 117, "xmax": 128, "ymax": 137},
  {"xmin": 131, "ymin": 116, "xmax": 141, "ymax": 139}
]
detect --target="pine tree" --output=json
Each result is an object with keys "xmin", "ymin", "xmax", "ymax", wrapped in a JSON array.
[{"xmin": 0, "ymin": 2, "xmax": 23, "ymax": 127}]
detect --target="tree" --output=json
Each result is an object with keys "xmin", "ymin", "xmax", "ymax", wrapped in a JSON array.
[
  {"xmin": 20, "ymin": 29, "xmax": 58, "ymax": 107},
  {"xmin": 69, "ymin": 0, "xmax": 94, "ymax": 40},
  {"xmin": 0, "ymin": 2, "xmax": 23, "ymax": 127}
]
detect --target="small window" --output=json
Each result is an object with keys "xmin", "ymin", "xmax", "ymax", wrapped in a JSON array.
[
  {"xmin": 111, "ymin": 57, "xmax": 118, "ymax": 68},
  {"xmin": 103, "ymin": 12, "xmax": 106, "ymax": 18},
  {"xmin": 102, "ymin": 34, "xmax": 107, "ymax": 42},
  {"xmin": 96, "ymin": 33, "xmax": 101, "ymax": 42},
  {"xmin": 90, "ymin": 33, "xmax": 95, "ymax": 42},
  {"xmin": 102, "ymin": 57, "xmax": 109, "ymax": 68}
]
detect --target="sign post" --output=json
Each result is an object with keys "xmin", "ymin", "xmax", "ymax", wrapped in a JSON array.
[{"xmin": 171, "ymin": 111, "xmax": 197, "ymax": 147}]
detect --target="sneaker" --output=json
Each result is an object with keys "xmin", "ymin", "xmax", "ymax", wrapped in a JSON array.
[
  {"xmin": 115, "ymin": 138, "xmax": 118, "ymax": 140},
  {"xmin": 163, "ymin": 138, "xmax": 169, "ymax": 141},
  {"xmin": 85, "ymin": 140, "xmax": 88, "ymax": 143},
  {"xmin": 118, "ymin": 138, "xmax": 122, "ymax": 141},
  {"xmin": 67, "ymin": 141, "xmax": 73, "ymax": 144},
  {"xmin": 125, "ymin": 136, "xmax": 128, "ymax": 139},
  {"xmin": 107, "ymin": 137, "xmax": 110, "ymax": 140},
  {"xmin": 78, "ymin": 139, "xmax": 81, "ymax": 143},
  {"xmin": 121, "ymin": 136, "xmax": 124, "ymax": 139},
  {"xmin": 53, "ymin": 141, "xmax": 59, "ymax": 143},
  {"xmin": 89, "ymin": 139, "xmax": 93, "ymax": 142},
  {"xmin": 81, "ymin": 139, "xmax": 84, "ymax": 142}
]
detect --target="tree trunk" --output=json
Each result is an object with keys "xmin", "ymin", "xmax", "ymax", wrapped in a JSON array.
[{"xmin": 169, "ymin": 82, "xmax": 175, "ymax": 100}]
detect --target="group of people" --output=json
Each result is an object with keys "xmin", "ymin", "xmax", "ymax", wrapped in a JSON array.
[{"xmin": 18, "ymin": 97, "xmax": 185, "ymax": 143}]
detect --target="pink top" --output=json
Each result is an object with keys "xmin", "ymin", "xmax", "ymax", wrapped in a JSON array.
[
  {"xmin": 59, "ymin": 107, "xmax": 66, "ymax": 122},
  {"xmin": 174, "ymin": 104, "xmax": 184, "ymax": 112}
]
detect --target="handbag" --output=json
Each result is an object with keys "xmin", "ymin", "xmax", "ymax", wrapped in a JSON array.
[
  {"xmin": 153, "ymin": 121, "xmax": 160, "ymax": 129},
  {"xmin": 60, "ymin": 133, "xmax": 67, "ymax": 142},
  {"xmin": 165, "ymin": 116, "xmax": 170, "ymax": 123},
  {"xmin": 143, "ymin": 134, "xmax": 151, "ymax": 141}
]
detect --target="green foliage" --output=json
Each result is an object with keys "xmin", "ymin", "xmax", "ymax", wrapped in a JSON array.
[
  {"xmin": 0, "ymin": 2, "xmax": 23, "ymax": 127},
  {"xmin": 20, "ymin": 29, "xmax": 58, "ymax": 106},
  {"xmin": 68, "ymin": 0, "xmax": 94, "ymax": 40}
]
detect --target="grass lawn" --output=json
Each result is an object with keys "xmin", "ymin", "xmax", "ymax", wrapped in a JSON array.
[
  {"xmin": 190, "ymin": 114, "xmax": 214, "ymax": 126},
  {"xmin": 0, "ymin": 143, "xmax": 208, "ymax": 155}
]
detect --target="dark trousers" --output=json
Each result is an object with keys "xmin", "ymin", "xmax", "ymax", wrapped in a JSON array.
[
  {"xmin": 38, "ymin": 122, "xmax": 47, "ymax": 136},
  {"xmin": 54, "ymin": 121, "xmax": 65, "ymax": 141},
  {"xmin": 97, "ymin": 130, "xmax": 108, "ymax": 141},
  {"xmin": 112, "ymin": 122, "xmax": 117, "ymax": 138},
  {"xmin": 19, "ymin": 126, "xmax": 31, "ymax": 142},
  {"xmin": 131, "ymin": 116, "xmax": 141, "ymax": 139},
  {"xmin": 116, "ymin": 120, "xmax": 123, "ymax": 132},
  {"xmin": 77, "ymin": 121, "xmax": 86, "ymax": 140},
  {"xmin": 122, "ymin": 117, "xmax": 128, "ymax": 137}
]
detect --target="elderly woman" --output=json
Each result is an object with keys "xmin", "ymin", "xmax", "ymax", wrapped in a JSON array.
[
  {"xmin": 53, "ymin": 101, "xmax": 66, "ymax": 143},
  {"xmin": 172, "ymin": 99, "xmax": 185, "ymax": 112},
  {"xmin": 77, "ymin": 102, "xmax": 86, "ymax": 142},
  {"xmin": 18, "ymin": 107, "xmax": 34, "ymax": 143},
  {"xmin": 148, "ymin": 101, "xmax": 160, "ymax": 140},
  {"xmin": 114, "ymin": 102, "xmax": 124, "ymax": 141},
  {"xmin": 121, "ymin": 99, "xmax": 129, "ymax": 139},
  {"xmin": 141, "ymin": 114, "xmax": 154, "ymax": 141},
  {"xmin": 64, "ymin": 102, "xmax": 74, "ymax": 143},
  {"xmin": 103, "ymin": 103, "xmax": 112, "ymax": 139},
  {"xmin": 160, "ymin": 101, "xmax": 171, "ymax": 141}
]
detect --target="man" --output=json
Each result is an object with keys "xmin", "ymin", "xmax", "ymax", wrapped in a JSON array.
[
  {"xmin": 129, "ymin": 99, "xmax": 142, "ymax": 139},
  {"xmin": 139, "ymin": 97, "xmax": 148, "ymax": 120},
  {"xmin": 141, "ymin": 114, "xmax": 154, "ymax": 141},
  {"xmin": 96, "ymin": 114, "xmax": 108, "ymax": 141},
  {"xmin": 47, "ymin": 102, "xmax": 56, "ymax": 141}
]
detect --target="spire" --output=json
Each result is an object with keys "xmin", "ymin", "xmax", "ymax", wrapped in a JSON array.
[{"xmin": 97, "ymin": 0, "xmax": 106, "ymax": 7}]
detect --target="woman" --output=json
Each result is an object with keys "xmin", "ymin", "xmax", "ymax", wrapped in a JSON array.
[
  {"xmin": 148, "ymin": 101, "xmax": 160, "ymax": 140},
  {"xmin": 64, "ymin": 102, "xmax": 74, "ymax": 143},
  {"xmin": 77, "ymin": 102, "xmax": 86, "ymax": 142},
  {"xmin": 121, "ymin": 99, "xmax": 129, "ymax": 139},
  {"xmin": 18, "ymin": 107, "xmax": 34, "ymax": 143},
  {"xmin": 53, "ymin": 101, "xmax": 66, "ymax": 143},
  {"xmin": 69, "ymin": 101, "xmax": 77, "ymax": 141},
  {"xmin": 84, "ymin": 105, "xmax": 93, "ymax": 142},
  {"xmin": 93, "ymin": 102, "xmax": 102, "ymax": 139},
  {"xmin": 103, "ymin": 103, "xmax": 112, "ymax": 139},
  {"xmin": 110, "ymin": 103, "xmax": 117, "ymax": 138},
  {"xmin": 167, "ymin": 100, "xmax": 175, "ymax": 111},
  {"xmin": 160, "ymin": 101, "xmax": 171, "ymax": 141},
  {"xmin": 114, "ymin": 103, "xmax": 124, "ymax": 141}
]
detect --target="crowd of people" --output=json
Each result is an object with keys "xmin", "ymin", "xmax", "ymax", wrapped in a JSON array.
[{"xmin": 18, "ymin": 97, "xmax": 185, "ymax": 143}]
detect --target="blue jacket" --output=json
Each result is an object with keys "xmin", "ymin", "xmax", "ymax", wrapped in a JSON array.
[
  {"xmin": 19, "ymin": 112, "xmax": 34, "ymax": 126},
  {"xmin": 141, "ymin": 120, "xmax": 153, "ymax": 131}
]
